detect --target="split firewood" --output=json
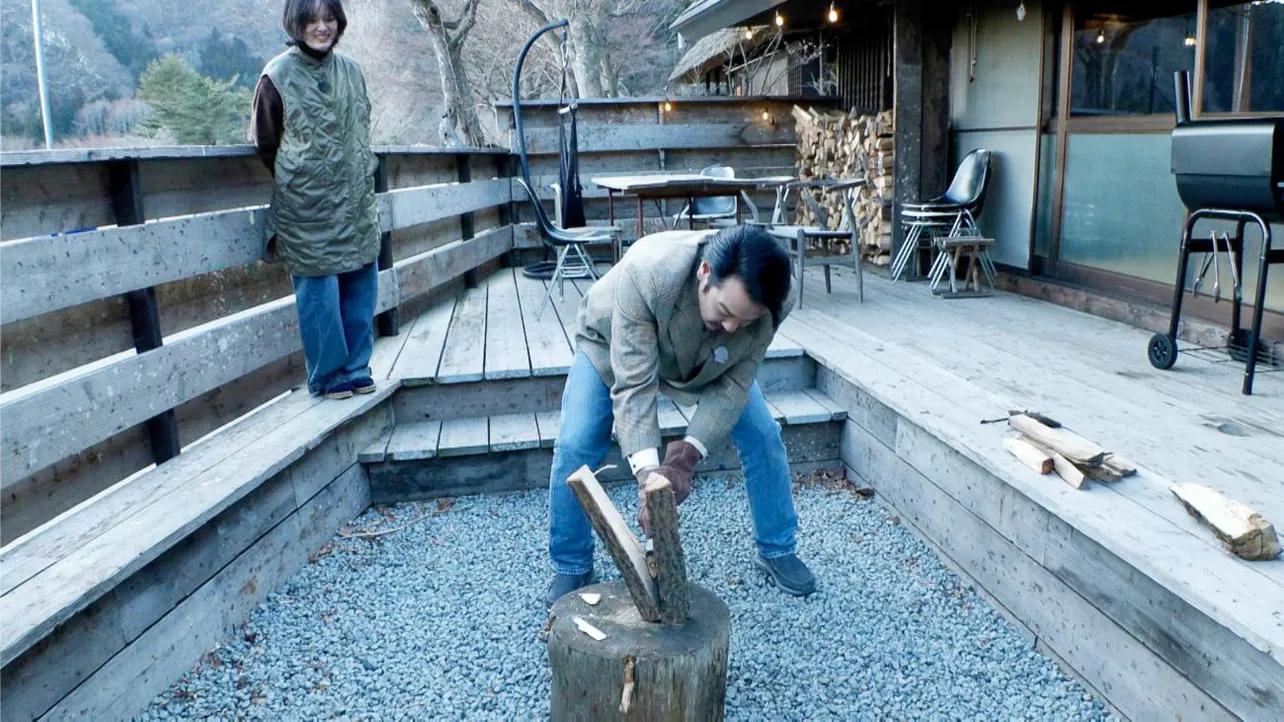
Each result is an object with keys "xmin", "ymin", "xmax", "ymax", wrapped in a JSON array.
[
  {"xmin": 567, "ymin": 466, "xmax": 662, "ymax": 622},
  {"xmin": 1003, "ymin": 437, "xmax": 1053, "ymax": 474},
  {"xmin": 1171, "ymin": 482, "xmax": 1281, "ymax": 561},
  {"xmin": 1103, "ymin": 455, "xmax": 1137, "ymax": 477},
  {"xmin": 1008, "ymin": 414, "xmax": 1106, "ymax": 466},
  {"xmin": 1018, "ymin": 436, "xmax": 1087, "ymax": 489},
  {"xmin": 643, "ymin": 475, "xmax": 691, "ymax": 625},
  {"xmin": 1083, "ymin": 464, "xmax": 1124, "ymax": 483}
]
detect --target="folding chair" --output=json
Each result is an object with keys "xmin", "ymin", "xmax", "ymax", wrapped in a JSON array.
[{"xmin": 671, "ymin": 165, "xmax": 757, "ymax": 229}]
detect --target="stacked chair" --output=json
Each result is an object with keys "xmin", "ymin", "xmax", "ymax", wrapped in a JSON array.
[{"xmin": 891, "ymin": 148, "xmax": 995, "ymax": 290}]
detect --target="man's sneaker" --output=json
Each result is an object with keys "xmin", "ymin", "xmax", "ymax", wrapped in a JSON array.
[
  {"xmin": 544, "ymin": 571, "xmax": 595, "ymax": 608},
  {"xmin": 351, "ymin": 376, "xmax": 377, "ymax": 394},
  {"xmin": 324, "ymin": 380, "xmax": 355, "ymax": 400},
  {"xmin": 755, "ymin": 553, "xmax": 817, "ymax": 597}
]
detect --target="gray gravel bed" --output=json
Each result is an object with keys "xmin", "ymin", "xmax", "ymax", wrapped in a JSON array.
[{"xmin": 142, "ymin": 475, "xmax": 1111, "ymax": 721}]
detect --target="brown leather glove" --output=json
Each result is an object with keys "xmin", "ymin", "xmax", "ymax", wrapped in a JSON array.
[{"xmin": 659, "ymin": 439, "xmax": 701, "ymax": 504}]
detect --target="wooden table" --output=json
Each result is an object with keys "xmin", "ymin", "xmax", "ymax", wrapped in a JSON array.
[{"xmin": 591, "ymin": 174, "xmax": 795, "ymax": 260}]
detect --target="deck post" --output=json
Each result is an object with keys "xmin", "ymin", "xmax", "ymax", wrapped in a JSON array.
[
  {"xmin": 457, "ymin": 153, "xmax": 479, "ymax": 285},
  {"xmin": 891, "ymin": 0, "xmax": 954, "ymax": 279},
  {"xmin": 108, "ymin": 159, "xmax": 181, "ymax": 465},
  {"xmin": 374, "ymin": 155, "xmax": 400, "ymax": 337}
]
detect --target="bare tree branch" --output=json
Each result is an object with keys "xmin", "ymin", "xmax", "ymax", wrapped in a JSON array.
[{"xmin": 453, "ymin": 0, "xmax": 482, "ymax": 46}]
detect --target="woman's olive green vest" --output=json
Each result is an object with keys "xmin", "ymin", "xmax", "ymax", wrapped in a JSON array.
[{"xmin": 263, "ymin": 46, "xmax": 380, "ymax": 277}]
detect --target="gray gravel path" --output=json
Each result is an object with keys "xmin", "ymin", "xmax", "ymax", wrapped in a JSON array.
[{"xmin": 142, "ymin": 474, "xmax": 1111, "ymax": 721}]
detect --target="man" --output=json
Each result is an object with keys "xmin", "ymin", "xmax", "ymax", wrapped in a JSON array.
[{"xmin": 545, "ymin": 225, "xmax": 816, "ymax": 607}]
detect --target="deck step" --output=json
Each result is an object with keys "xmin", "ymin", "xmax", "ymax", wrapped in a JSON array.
[
  {"xmin": 363, "ymin": 388, "xmax": 846, "ymax": 503},
  {"xmin": 362, "ymin": 389, "xmax": 845, "ymax": 463}
]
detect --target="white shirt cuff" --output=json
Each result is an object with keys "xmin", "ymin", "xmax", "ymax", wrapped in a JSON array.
[
  {"xmin": 683, "ymin": 436, "xmax": 708, "ymax": 459},
  {"xmin": 627, "ymin": 447, "xmax": 660, "ymax": 475}
]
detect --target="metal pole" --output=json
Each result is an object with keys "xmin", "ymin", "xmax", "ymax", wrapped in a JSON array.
[{"xmin": 31, "ymin": 0, "xmax": 54, "ymax": 149}]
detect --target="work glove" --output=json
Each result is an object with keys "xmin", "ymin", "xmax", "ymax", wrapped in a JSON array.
[{"xmin": 633, "ymin": 439, "xmax": 704, "ymax": 534}]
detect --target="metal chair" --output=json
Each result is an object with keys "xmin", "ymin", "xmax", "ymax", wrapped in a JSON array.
[
  {"xmin": 759, "ymin": 179, "xmax": 867, "ymax": 307},
  {"xmin": 672, "ymin": 165, "xmax": 741, "ymax": 229},
  {"xmin": 516, "ymin": 178, "xmax": 616, "ymax": 318},
  {"xmin": 891, "ymin": 148, "xmax": 994, "ymax": 282}
]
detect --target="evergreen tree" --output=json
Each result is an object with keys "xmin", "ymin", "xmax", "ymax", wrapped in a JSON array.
[
  {"xmin": 69, "ymin": 0, "xmax": 158, "ymax": 79},
  {"xmin": 198, "ymin": 30, "xmax": 265, "ymax": 89},
  {"xmin": 137, "ymin": 55, "xmax": 250, "ymax": 145}
]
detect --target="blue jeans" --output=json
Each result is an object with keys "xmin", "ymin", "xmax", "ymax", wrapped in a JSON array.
[
  {"xmin": 548, "ymin": 351, "xmax": 799, "ymax": 574},
  {"xmin": 291, "ymin": 262, "xmax": 378, "ymax": 395}
]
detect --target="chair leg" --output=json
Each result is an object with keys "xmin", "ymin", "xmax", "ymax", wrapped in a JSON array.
[
  {"xmin": 853, "ymin": 242, "xmax": 864, "ymax": 303},
  {"xmin": 796, "ymin": 229, "xmax": 807, "ymax": 309},
  {"xmin": 824, "ymin": 265, "xmax": 832, "ymax": 294}
]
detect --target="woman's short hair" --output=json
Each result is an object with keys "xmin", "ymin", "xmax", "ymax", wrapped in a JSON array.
[
  {"xmin": 283, "ymin": 0, "xmax": 348, "ymax": 45},
  {"xmin": 701, "ymin": 225, "xmax": 793, "ymax": 326}
]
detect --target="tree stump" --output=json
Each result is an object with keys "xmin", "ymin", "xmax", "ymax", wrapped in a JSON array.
[{"xmin": 548, "ymin": 581, "xmax": 731, "ymax": 721}]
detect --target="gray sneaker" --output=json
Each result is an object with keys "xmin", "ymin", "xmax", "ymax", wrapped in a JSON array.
[
  {"xmin": 544, "ymin": 571, "xmax": 595, "ymax": 608},
  {"xmin": 755, "ymin": 553, "xmax": 817, "ymax": 597}
]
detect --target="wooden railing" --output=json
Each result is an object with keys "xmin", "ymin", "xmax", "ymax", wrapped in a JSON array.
[{"xmin": 0, "ymin": 146, "xmax": 514, "ymax": 542}]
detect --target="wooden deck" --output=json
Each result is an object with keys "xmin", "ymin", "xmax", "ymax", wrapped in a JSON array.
[
  {"xmin": 784, "ymin": 265, "xmax": 1284, "ymax": 718},
  {"xmin": 379, "ymin": 265, "xmax": 804, "ymax": 385}
]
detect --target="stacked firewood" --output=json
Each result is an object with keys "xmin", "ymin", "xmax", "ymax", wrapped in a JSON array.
[
  {"xmin": 791, "ymin": 106, "xmax": 895, "ymax": 265},
  {"xmin": 1002, "ymin": 413, "xmax": 1137, "ymax": 489}
]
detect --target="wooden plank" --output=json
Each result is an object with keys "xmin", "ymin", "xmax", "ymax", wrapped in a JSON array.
[
  {"xmin": 0, "ymin": 207, "xmax": 265, "ymax": 324},
  {"xmin": 386, "ymin": 420, "xmax": 442, "ymax": 461},
  {"xmin": 657, "ymin": 398, "xmax": 689, "ymax": 436},
  {"xmin": 1003, "ymin": 437, "xmax": 1055, "ymax": 475},
  {"xmin": 765, "ymin": 332, "xmax": 805, "ymax": 359},
  {"xmin": 389, "ymin": 295, "xmax": 456, "ymax": 382},
  {"xmin": 436, "ymin": 286, "xmax": 487, "ymax": 384},
  {"xmin": 566, "ymin": 466, "xmax": 661, "ymax": 622},
  {"xmin": 801, "ymin": 388, "xmax": 847, "ymax": 421},
  {"xmin": 488, "ymin": 412, "xmax": 540, "ymax": 452},
  {"xmin": 436, "ymin": 417, "xmax": 489, "ymax": 457},
  {"xmin": 545, "ymin": 273, "xmax": 588, "ymax": 355},
  {"xmin": 521, "ymin": 123, "xmax": 793, "ymax": 155},
  {"xmin": 764, "ymin": 390, "xmax": 832, "ymax": 425},
  {"xmin": 0, "ymin": 297, "xmax": 301, "ymax": 486},
  {"xmin": 368, "ymin": 326, "xmax": 412, "ymax": 381},
  {"xmin": 513, "ymin": 268, "xmax": 575, "ymax": 376},
  {"xmin": 394, "ymin": 226, "xmax": 512, "ymax": 301},
  {"xmin": 642, "ymin": 475, "xmax": 690, "ymax": 625},
  {"xmin": 1171, "ymin": 483, "xmax": 1282, "ymax": 561},
  {"xmin": 379, "ymin": 179, "xmax": 510, "ymax": 231},
  {"xmin": 536, "ymin": 410, "xmax": 562, "ymax": 449},
  {"xmin": 0, "ymin": 162, "xmax": 113, "ymax": 242},
  {"xmin": 40, "ymin": 463, "xmax": 369, "ymax": 721},
  {"xmin": 483, "ymin": 269, "xmax": 532, "ymax": 380},
  {"xmin": 358, "ymin": 429, "xmax": 393, "ymax": 463},
  {"xmin": 0, "ymin": 386, "xmax": 392, "ymax": 667},
  {"xmin": 1009, "ymin": 414, "xmax": 1107, "ymax": 466}
]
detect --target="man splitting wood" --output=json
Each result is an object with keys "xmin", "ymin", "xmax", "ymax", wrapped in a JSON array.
[{"xmin": 545, "ymin": 225, "xmax": 816, "ymax": 607}]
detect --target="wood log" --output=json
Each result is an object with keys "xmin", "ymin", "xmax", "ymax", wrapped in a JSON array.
[
  {"xmin": 1103, "ymin": 455, "xmax": 1138, "ymax": 477},
  {"xmin": 548, "ymin": 582, "xmax": 731, "ymax": 721},
  {"xmin": 1008, "ymin": 414, "xmax": 1106, "ymax": 466},
  {"xmin": 1018, "ymin": 436, "xmax": 1087, "ymax": 489},
  {"xmin": 566, "ymin": 466, "xmax": 661, "ymax": 622},
  {"xmin": 1003, "ymin": 437, "xmax": 1053, "ymax": 474},
  {"xmin": 643, "ymin": 475, "xmax": 690, "ymax": 625},
  {"xmin": 1170, "ymin": 483, "xmax": 1281, "ymax": 561}
]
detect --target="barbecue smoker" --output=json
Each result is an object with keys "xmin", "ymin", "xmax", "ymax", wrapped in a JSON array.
[{"xmin": 1147, "ymin": 71, "xmax": 1284, "ymax": 395}]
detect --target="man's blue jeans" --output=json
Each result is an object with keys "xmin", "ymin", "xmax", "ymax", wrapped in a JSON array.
[
  {"xmin": 291, "ymin": 262, "xmax": 378, "ymax": 395},
  {"xmin": 548, "ymin": 351, "xmax": 799, "ymax": 574}
]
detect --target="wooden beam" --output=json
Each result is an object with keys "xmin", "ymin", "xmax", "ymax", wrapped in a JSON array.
[
  {"xmin": 1171, "ymin": 483, "xmax": 1281, "ymax": 561},
  {"xmin": 643, "ymin": 475, "xmax": 690, "ymax": 625},
  {"xmin": 378, "ymin": 179, "xmax": 510, "ymax": 232},
  {"xmin": 518, "ymin": 123, "xmax": 795, "ymax": 155},
  {"xmin": 393, "ymin": 226, "xmax": 512, "ymax": 301},
  {"xmin": 566, "ymin": 466, "xmax": 661, "ymax": 622},
  {"xmin": 374, "ymin": 155, "xmax": 400, "ymax": 337}
]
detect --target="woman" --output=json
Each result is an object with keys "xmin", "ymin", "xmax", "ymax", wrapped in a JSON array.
[{"xmin": 251, "ymin": 0, "xmax": 381, "ymax": 400}]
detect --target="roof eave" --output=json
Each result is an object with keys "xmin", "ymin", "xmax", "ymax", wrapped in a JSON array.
[{"xmin": 670, "ymin": 0, "xmax": 790, "ymax": 42}]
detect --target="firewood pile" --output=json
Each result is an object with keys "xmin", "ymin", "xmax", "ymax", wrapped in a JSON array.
[{"xmin": 791, "ymin": 106, "xmax": 895, "ymax": 266}]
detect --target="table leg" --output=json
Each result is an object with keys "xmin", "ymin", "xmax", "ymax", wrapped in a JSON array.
[
  {"xmin": 688, "ymin": 197, "xmax": 695, "ymax": 230},
  {"xmin": 637, "ymin": 196, "xmax": 644, "ymax": 238},
  {"xmin": 608, "ymin": 191, "xmax": 616, "ymax": 226}
]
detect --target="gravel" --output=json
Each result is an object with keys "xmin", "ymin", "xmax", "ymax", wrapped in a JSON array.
[{"xmin": 141, "ymin": 474, "xmax": 1112, "ymax": 721}]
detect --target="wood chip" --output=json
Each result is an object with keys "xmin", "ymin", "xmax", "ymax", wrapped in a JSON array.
[
  {"xmin": 579, "ymin": 592, "xmax": 601, "ymax": 606},
  {"xmin": 573, "ymin": 616, "xmax": 607, "ymax": 641},
  {"xmin": 1171, "ymin": 483, "xmax": 1281, "ymax": 561}
]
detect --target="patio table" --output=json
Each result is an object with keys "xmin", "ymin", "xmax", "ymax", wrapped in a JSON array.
[{"xmin": 591, "ymin": 173, "xmax": 795, "ymax": 261}]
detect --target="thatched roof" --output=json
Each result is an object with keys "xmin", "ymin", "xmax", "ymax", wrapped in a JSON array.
[{"xmin": 669, "ymin": 26, "xmax": 771, "ymax": 82}]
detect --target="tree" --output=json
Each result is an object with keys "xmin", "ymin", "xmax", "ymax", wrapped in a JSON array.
[
  {"xmin": 197, "ymin": 30, "xmax": 265, "ymax": 88},
  {"xmin": 410, "ymin": 0, "xmax": 484, "ymax": 147},
  {"xmin": 137, "ymin": 54, "xmax": 249, "ymax": 145},
  {"xmin": 68, "ymin": 0, "xmax": 158, "ymax": 78}
]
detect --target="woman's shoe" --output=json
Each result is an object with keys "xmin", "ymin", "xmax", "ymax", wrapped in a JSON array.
[{"xmin": 324, "ymin": 380, "xmax": 356, "ymax": 400}]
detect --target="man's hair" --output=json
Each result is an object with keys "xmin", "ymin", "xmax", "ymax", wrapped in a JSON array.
[
  {"xmin": 283, "ymin": 0, "xmax": 348, "ymax": 46},
  {"xmin": 701, "ymin": 225, "xmax": 792, "ymax": 326}
]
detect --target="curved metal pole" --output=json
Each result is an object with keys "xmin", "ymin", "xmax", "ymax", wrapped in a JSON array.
[{"xmin": 512, "ymin": 19, "xmax": 569, "ymax": 185}]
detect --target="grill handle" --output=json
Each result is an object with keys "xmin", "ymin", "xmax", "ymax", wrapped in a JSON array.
[{"xmin": 1174, "ymin": 71, "xmax": 1192, "ymax": 124}]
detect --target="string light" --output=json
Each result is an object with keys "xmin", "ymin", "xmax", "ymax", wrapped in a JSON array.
[
  {"xmin": 1184, "ymin": 33, "xmax": 1197, "ymax": 47},
  {"xmin": 1016, "ymin": 1, "xmax": 1026, "ymax": 22},
  {"xmin": 828, "ymin": 3, "xmax": 838, "ymax": 23},
  {"xmin": 663, "ymin": 100, "xmax": 672, "ymax": 112},
  {"xmin": 775, "ymin": 11, "xmax": 784, "ymax": 28},
  {"xmin": 761, "ymin": 110, "xmax": 772, "ymax": 123},
  {"xmin": 744, "ymin": 27, "xmax": 753, "ymax": 40},
  {"xmin": 1095, "ymin": 28, "xmax": 1105, "ymax": 44}
]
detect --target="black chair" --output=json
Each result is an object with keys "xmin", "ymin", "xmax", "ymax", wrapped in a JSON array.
[
  {"xmin": 516, "ymin": 178, "xmax": 616, "ymax": 319},
  {"xmin": 892, "ymin": 148, "xmax": 993, "ymax": 282}
]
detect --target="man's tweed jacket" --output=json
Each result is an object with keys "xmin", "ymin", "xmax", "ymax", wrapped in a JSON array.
[{"xmin": 576, "ymin": 230, "xmax": 794, "ymax": 458}]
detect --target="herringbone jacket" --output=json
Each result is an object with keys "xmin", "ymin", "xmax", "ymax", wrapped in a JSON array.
[{"xmin": 576, "ymin": 230, "xmax": 794, "ymax": 457}]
